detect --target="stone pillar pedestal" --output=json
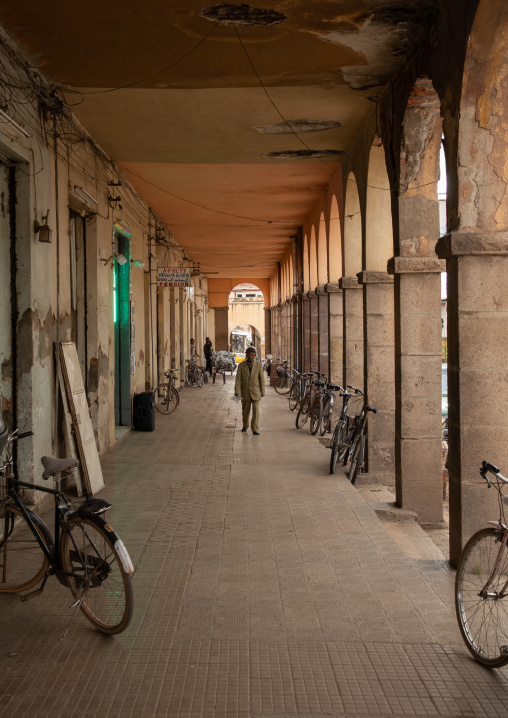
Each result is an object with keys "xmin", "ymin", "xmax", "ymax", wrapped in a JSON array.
[
  {"xmin": 264, "ymin": 307, "xmax": 271, "ymax": 357},
  {"xmin": 358, "ymin": 271, "xmax": 395, "ymax": 484},
  {"xmin": 437, "ymin": 231, "xmax": 508, "ymax": 564},
  {"xmin": 302, "ymin": 294, "xmax": 311, "ymax": 372},
  {"xmin": 340, "ymin": 276, "xmax": 364, "ymax": 393},
  {"xmin": 214, "ymin": 306, "xmax": 229, "ymax": 351},
  {"xmin": 317, "ymin": 285, "xmax": 329, "ymax": 376},
  {"xmin": 326, "ymin": 284, "xmax": 343, "ymax": 385},
  {"xmin": 388, "ymin": 256, "xmax": 445, "ymax": 523}
]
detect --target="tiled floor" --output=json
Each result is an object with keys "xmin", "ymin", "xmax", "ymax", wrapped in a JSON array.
[{"xmin": 1, "ymin": 378, "xmax": 507, "ymax": 717}]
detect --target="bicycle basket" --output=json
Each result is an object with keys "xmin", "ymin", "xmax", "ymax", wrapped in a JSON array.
[
  {"xmin": 276, "ymin": 365, "xmax": 284, "ymax": 377},
  {"xmin": 0, "ymin": 419, "xmax": 7, "ymax": 455}
]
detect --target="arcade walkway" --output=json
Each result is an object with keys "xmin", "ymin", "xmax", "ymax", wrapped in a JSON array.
[{"xmin": 1, "ymin": 378, "xmax": 507, "ymax": 717}]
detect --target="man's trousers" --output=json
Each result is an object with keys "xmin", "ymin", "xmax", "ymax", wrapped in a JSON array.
[{"xmin": 241, "ymin": 397, "xmax": 260, "ymax": 432}]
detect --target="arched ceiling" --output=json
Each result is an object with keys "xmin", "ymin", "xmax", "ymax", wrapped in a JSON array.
[{"xmin": 0, "ymin": 0, "xmax": 437, "ymax": 279}]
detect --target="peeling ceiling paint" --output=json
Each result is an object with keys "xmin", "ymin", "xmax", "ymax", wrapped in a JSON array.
[
  {"xmin": 262, "ymin": 150, "xmax": 344, "ymax": 159},
  {"xmin": 253, "ymin": 119, "xmax": 343, "ymax": 134},
  {"xmin": 201, "ymin": 3, "xmax": 287, "ymax": 25}
]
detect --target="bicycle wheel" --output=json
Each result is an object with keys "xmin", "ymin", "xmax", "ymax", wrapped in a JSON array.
[
  {"xmin": 296, "ymin": 399, "xmax": 310, "ymax": 429},
  {"xmin": 0, "ymin": 506, "xmax": 51, "ymax": 593},
  {"xmin": 274, "ymin": 376, "xmax": 291, "ymax": 395},
  {"xmin": 61, "ymin": 515, "xmax": 134, "ymax": 635},
  {"xmin": 456, "ymin": 527, "xmax": 508, "ymax": 667},
  {"xmin": 310, "ymin": 398, "xmax": 321, "ymax": 435},
  {"xmin": 288, "ymin": 383, "xmax": 300, "ymax": 411},
  {"xmin": 154, "ymin": 383, "xmax": 178, "ymax": 415},
  {"xmin": 349, "ymin": 433, "xmax": 365, "ymax": 485},
  {"xmin": 329, "ymin": 420, "xmax": 345, "ymax": 475},
  {"xmin": 196, "ymin": 368, "xmax": 204, "ymax": 387},
  {"xmin": 319, "ymin": 398, "xmax": 330, "ymax": 436},
  {"xmin": 186, "ymin": 368, "xmax": 197, "ymax": 387}
]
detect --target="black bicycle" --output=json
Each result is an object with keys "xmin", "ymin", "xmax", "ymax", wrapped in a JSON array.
[
  {"xmin": 0, "ymin": 422, "xmax": 134, "ymax": 635},
  {"xmin": 329, "ymin": 385, "xmax": 363, "ymax": 475},
  {"xmin": 345, "ymin": 403, "xmax": 377, "ymax": 485}
]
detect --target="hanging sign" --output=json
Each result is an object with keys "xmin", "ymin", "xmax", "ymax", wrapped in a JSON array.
[{"xmin": 157, "ymin": 267, "xmax": 191, "ymax": 287}]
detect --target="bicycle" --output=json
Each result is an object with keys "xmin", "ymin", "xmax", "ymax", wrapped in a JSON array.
[
  {"xmin": 185, "ymin": 359, "xmax": 204, "ymax": 387},
  {"xmin": 274, "ymin": 359, "xmax": 292, "ymax": 395},
  {"xmin": 288, "ymin": 369, "xmax": 306, "ymax": 411},
  {"xmin": 154, "ymin": 368, "xmax": 181, "ymax": 415},
  {"xmin": 295, "ymin": 371, "xmax": 325, "ymax": 431},
  {"xmin": 455, "ymin": 460, "xmax": 508, "ymax": 667},
  {"xmin": 345, "ymin": 402, "xmax": 377, "ymax": 485},
  {"xmin": 309, "ymin": 376, "xmax": 328, "ymax": 436},
  {"xmin": 318, "ymin": 381, "xmax": 342, "ymax": 437},
  {"xmin": 329, "ymin": 385, "xmax": 363, "ymax": 475},
  {"xmin": 0, "ymin": 423, "xmax": 134, "ymax": 635}
]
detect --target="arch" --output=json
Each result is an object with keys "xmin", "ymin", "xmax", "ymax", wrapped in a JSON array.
[
  {"xmin": 366, "ymin": 143, "xmax": 393, "ymax": 271},
  {"xmin": 302, "ymin": 233, "xmax": 310, "ymax": 292},
  {"xmin": 328, "ymin": 194, "xmax": 342, "ymax": 283},
  {"xmin": 309, "ymin": 225, "xmax": 318, "ymax": 290},
  {"xmin": 398, "ymin": 77, "xmax": 442, "ymax": 256},
  {"xmin": 458, "ymin": 0, "xmax": 508, "ymax": 232},
  {"xmin": 343, "ymin": 173, "xmax": 362, "ymax": 276},
  {"xmin": 317, "ymin": 212, "xmax": 328, "ymax": 286},
  {"xmin": 288, "ymin": 254, "xmax": 294, "ymax": 297}
]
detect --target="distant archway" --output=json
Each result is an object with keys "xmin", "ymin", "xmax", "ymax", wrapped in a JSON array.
[
  {"xmin": 328, "ymin": 194, "xmax": 342, "ymax": 283},
  {"xmin": 228, "ymin": 283, "xmax": 265, "ymax": 354},
  {"xmin": 343, "ymin": 173, "xmax": 362, "ymax": 276},
  {"xmin": 317, "ymin": 212, "xmax": 328, "ymax": 286}
]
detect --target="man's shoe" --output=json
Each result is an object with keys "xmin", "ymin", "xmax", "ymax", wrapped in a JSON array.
[
  {"xmin": 253, "ymin": 431, "xmax": 260, "ymax": 435},
  {"xmin": 241, "ymin": 427, "xmax": 248, "ymax": 432}
]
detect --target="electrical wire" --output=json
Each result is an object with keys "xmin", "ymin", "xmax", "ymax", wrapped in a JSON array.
[{"xmin": 63, "ymin": 21, "xmax": 221, "ymax": 105}]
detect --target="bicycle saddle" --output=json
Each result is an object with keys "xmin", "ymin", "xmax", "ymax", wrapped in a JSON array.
[
  {"xmin": 328, "ymin": 384, "xmax": 342, "ymax": 392},
  {"xmin": 315, "ymin": 380, "xmax": 325, "ymax": 387},
  {"xmin": 41, "ymin": 456, "xmax": 79, "ymax": 480}
]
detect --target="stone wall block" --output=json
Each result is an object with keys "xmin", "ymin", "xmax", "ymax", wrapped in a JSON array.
[
  {"xmin": 367, "ymin": 375, "xmax": 396, "ymax": 409},
  {"xmin": 364, "ymin": 315, "xmax": 395, "ymax": 347},
  {"xmin": 400, "ymin": 396, "xmax": 442, "ymax": 438},
  {"xmin": 398, "ymin": 273, "xmax": 442, "ymax": 314},
  {"xmin": 456, "ymin": 315, "xmax": 508, "ymax": 367},
  {"xmin": 456, "ymin": 256, "xmax": 508, "ymax": 312},
  {"xmin": 365, "ymin": 283, "xmax": 394, "ymax": 314},
  {"xmin": 399, "ymin": 314, "xmax": 443, "ymax": 355},
  {"xmin": 399, "ymin": 354, "xmax": 442, "ymax": 396}
]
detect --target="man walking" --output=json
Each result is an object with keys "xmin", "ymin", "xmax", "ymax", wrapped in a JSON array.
[
  {"xmin": 234, "ymin": 346, "xmax": 265, "ymax": 435},
  {"xmin": 203, "ymin": 337, "xmax": 213, "ymax": 376}
]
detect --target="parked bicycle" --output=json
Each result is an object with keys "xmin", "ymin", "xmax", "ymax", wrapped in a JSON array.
[
  {"xmin": 0, "ymin": 423, "xmax": 134, "ymax": 635},
  {"xmin": 329, "ymin": 385, "xmax": 363, "ymax": 475},
  {"xmin": 185, "ymin": 358, "xmax": 204, "ymax": 387},
  {"xmin": 345, "ymin": 402, "xmax": 377, "ymax": 485},
  {"xmin": 318, "ymin": 381, "xmax": 342, "ymax": 437},
  {"xmin": 455, "ymin": 460, "xmax": 508, "ymax": 667},
  {"xmin": 288, "ymin": 369, "xmax": 308, "ymax": 412},
  {"xmin": 295, "ymin": 371, "xmax": 326, "ymax": 432},
  {"xmin": 155, "ymin": 368, "xmax": 181, "ymax": 415},
  {"xmin": 274, "ymin": 359, "xmax": 292, "ymax": 395}
]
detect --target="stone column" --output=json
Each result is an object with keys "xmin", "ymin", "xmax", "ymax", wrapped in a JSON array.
[
  {"xmin": 317, "ymin": 285, "xmax": 329, "ymax": 376},
  {"xmin": 358, "ymin": 271, "xmax": 395, "ymax": 484},
  {"xmin": 302, "ymin": 294, "xmax": 311, "ymax": 372},
  {"xmin": 214, "ymin": 306, "xmax": 229, "ymax": 351},
  {"xmin": 327, "ymin": 284, "xmax": 343, "ymax": 385},
  {"xmin": 388, "ymin": 256, "xmax": 445, "ymax": 523},
  {"xmin": 264, "ymin": 307, "xmax": 271, "ymax": 356},
  {"xmin": 437, "ymin": 232, "xmax": 508, "ymax": 564},
  {"xmin": 309, "ymin": 290, "xmax": 319, "ymax": 371},
  {"xmin": 340, "ymin": 276, "xmax": 363, "ymax": 392}
]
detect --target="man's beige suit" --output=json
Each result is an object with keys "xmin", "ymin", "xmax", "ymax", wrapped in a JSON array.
[{"xmin": 234, "ymin": 359, "xmax": 266, "ymax": 432}]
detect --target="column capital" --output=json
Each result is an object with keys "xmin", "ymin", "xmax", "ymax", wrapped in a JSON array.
[
  {"xmin": 302, "ymin": 292, "xmax": 311, "ymax": 302},
  {"xmin": 357, "ymin": 271, "xmax": 394, "ymax": 285},
  {"xmin": 307, "ymin": 290, "xmax": 316, "ymax": 298},
  {"xmin": 316, "ymin": 285, "xmax": 327, "ymax": 295},
  {"xmin": 387, "ymin": 256, "xmax": 445, "ymax": 274},
  {"xmin": 324, "ymin": 283, "xmax": 342, "ymax": 293},
  {"xmin": 436, "ymin": 230, "xmax": 508, "ymax": 258},
  {"xmin": 291, "ymin": 294, "xmax": 299, "ymax": 303},
  {"xmin": 339, "ymin": 276, "xmax": 361, "ymax": 289}
]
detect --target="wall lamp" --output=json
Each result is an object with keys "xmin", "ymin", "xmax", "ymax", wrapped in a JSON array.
[
  {"xmin": 34, "ymin": 210, "xmax": 52, "ymax": 243},
  {"xmin": 101, "ymin": 252, "xmax": 127, "ymax": 266},
  {"xmin": 131, "ymin": 259, "xmax": 145, "ymax": 268}
]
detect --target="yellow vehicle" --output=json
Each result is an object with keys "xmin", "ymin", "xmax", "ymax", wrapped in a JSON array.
[{"xmin": 234, "ymin": 352, "xmax": 245, "ymax": 364}]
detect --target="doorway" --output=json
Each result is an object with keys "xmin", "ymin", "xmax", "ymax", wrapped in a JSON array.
[{"xmin": 113, "ymin": 230, "xmax": 131, "ymax": 426}]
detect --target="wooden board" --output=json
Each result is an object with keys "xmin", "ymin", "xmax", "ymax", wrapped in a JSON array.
[
  {"xmin": 59, "ymin": 342, "xmax": 104, "ymax": 495},
  {"xmin": 56, "ymin": 347, "xmax": 84, "ymax": 496}
]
